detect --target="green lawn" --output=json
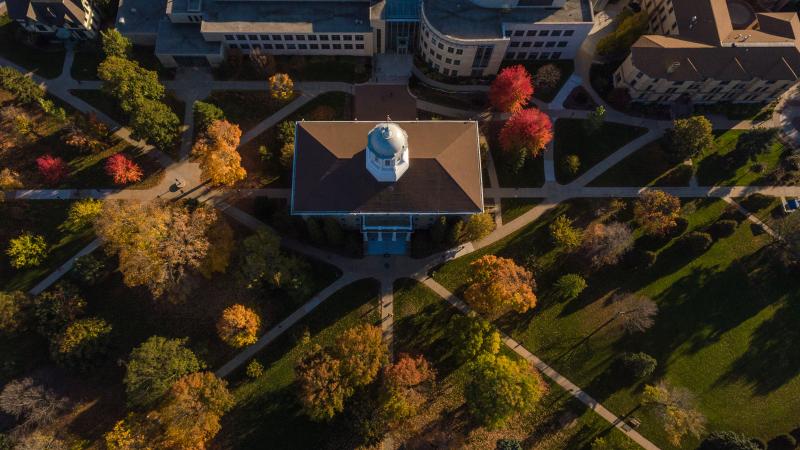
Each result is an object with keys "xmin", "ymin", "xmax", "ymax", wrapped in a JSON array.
[
  {"xmin": 501, "ymin": 198, "xmax": 542, "ymax": 223},
  {"xmin": 589, "ymin": 137, "xmax": 693, "ymax": 187},
  {"xmin": 237, "ymin": 92, "xmax": 354, "ymax": 187},
  {"xmin": 0, "ymin": 201, "xmax": 95, "ymax": 293},
  {"xmin": 553, "ymin": 119, "xmax": 647, "ymax": 184},
  {"xmin": 501, "ymin": 59, "xmax": 575, "ymax": 103},
  {"xmin": 204, "ymin": 90, "xmax": 294, "ymax": 132},
  {"xmin": 214, "ymin": 278, "xmax": 380, "ymax": 449},
  {"xmin": 432, "ymin": 198, "xmax": 799, "ymax": 448},
  {"xmin": 695, "ymin": 129, "xmax": 788, "ymax": 186},
  {"xmin": 0, "ymin": 14, "xmax": 65, "ymax": 78}
]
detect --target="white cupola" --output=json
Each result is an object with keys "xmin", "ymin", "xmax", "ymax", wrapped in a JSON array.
[{"xmin": 366, "ymin": 122, "xmax": 410, "ymax": 182}]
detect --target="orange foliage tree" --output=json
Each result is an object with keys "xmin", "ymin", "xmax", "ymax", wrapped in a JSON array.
[
  {"xmin": 105, "ymin": 154, "xmax": 143, "ymax": 185},
  {"xmin": 634, "ymin": 190, "xmax": 682, "ymax": 236},
  {"xmin": 489, "ymin": 65, "xmax": 534, "ymax": 113},
  {"xmin": 268, "ymin": 73, "xmax": 294, "ymax": 101},
  {"xmin": 191, "ymin": 119, "xmax": 246, "ymax": 187},
  {"xmin": 499, "ymin": 109, "xmax": 553, "ymax": 158},
  {"xmin": 216, "ymin": 304, "xmax": 261, "ymax": 348},
  {"xmin": 150, "ymin": 371, "xmax": 234, "ymax": 449},
  {"xmin": 296, "ymin": 346, "xmax": 350, "ymax": 421},
  {"xmin": 464, "ymin": 255, "xmax": 537, "ymax": 317}
]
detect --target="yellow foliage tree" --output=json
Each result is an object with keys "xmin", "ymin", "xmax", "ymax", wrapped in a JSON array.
[
  {"xmin": 268, "ymin": 73, "xmax": 294, "ymax": 101},
  {"xmin": 199, "ymin": 218, "xmax": 235, "ymax": 278},
  {"xmin": 464, "ymin": 255, "xmax": 537, "ymax": 317},
  {"xmin": 192, "ymin": 119, "xmax": 246, "ymax": 187},
  {"xmin": 150, "ymin": 372, "xmax": 234, "ymax": 450},
  {"xmin": 634, "ymin": 190, "xmax": 681, "ymax": 236},
  {"xmin": 216, "ymin": 304, "xmax": 261, "ymax": 348},
  {"xmin": 333, "ymin": 324, "xmax": 388, "ymax": 387}
]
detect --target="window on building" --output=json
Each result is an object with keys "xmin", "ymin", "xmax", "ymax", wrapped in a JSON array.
[
  {"xmin": 514, "ymin": 30, "xmax": 524, "ymax": 36},
  {"xmin": 236, "ymin": 35, "xmax": 246, "ymax": 40},
  {"xmin": 285, "ymin": 35, "xmax": 294, "ymax": 41},
  {"xmin": 533, "ymin": 41, "xmax": 543, "ymax": 47},
  {"xmin": 507, "ymin": 52, "xmax": 515, "ymax": 59},
  {"xmin": 275, "ymin": 44, "xmax": 284, "ymax": 49},
  {"xmin": 248, "ymin": 34, "xmax": 257, "ymax": 40},
  {"xmin": 332, "ymin": 35, "xmax": 341, "ymax": 41},
  {"xmin": 438, "ymin": 42, "xmax": 444, "ymax": 49},
  {"xmin": 504, "ymin": 30, "xmax": 512, "ymax": 37},
  {"xmin": 333, "ymin": 43, "xmax": 342, "ymax": 49},
  {"xmin": 229, "ymin": 43, "xmax": 238, "ymax": 49},
  {"xmin": 545, "ymin": 41, "xmax": 555, "ymax": 47},
  {"xmin": 345, "ymin": 44, "xmax": 353, "ymax": 49},
  {"xmin": 510, "ymin": 41, "xmax": 519, "ymax": 47},
  {"xmin": 320, "ymin": 35, "xmax": 329, "ymax": 41},
  {"xmin": 529, "ymin": 52, "xmax": 538, "ymax": 59},
  {"xmin": 259, "ymin": 34, "xmax": 269, "ymax": 40},
  {"xmin": 272, "ymin": 35, "xmax": 282, "ymax": 40},
  {"xmin": 541, "ymin": 52, "xmax": 551, "ymax": 59},
  {"xmin": 253, "ymin": 43, "xmax": 261, "ymax": 49},
  {"xmin": 241, "ymin": 43, "xmax": 251, "ymax": 49},
  {"xmin": 356, "ymin": 35, "xmax": 364, "ymax": 41},
  {"xmin": 445, "ymin": 57, "xmax": 452, "ymax": 64},
  {"xmin": 454, "ymin": 60, "xmax": 460, "ymax": 65},
  {"xmin": 539, "ymin": 30, "xmax": 549, "ymax": 36},
  {"xmin": 436, "ymin": 53, "xmax": 442, "ymax": 60},
  {"xmin": 456, "ymin": 49, "xmax": 463, "ymax": 55},
  {"xmin": 564, "ymin": 30, "xmax": 574, "ymax": 36},
  {"xmin": 343, "ymin": 35, "xmax": 353, "ymax": 40},
  {"xmin": 526, "ymin": 30, "xmax": 536, "ymax": 36},
  {"xmin": 225, "ymin": 34, "xmax": 234, "ymax": 40},
  {"xmin": 429, "ymin": 48, "xmax": 434, "ymax": 56},
  {"xmin": 517, "ymin": 52, "xmax": 527, "ymax": 59},
  {"xmin": 552, "ymin": 52, "xmax": 561, "ymax": 59},
  {"xmin": 265, "ymin": 44, "xmax": 274, "ymax": 49},
  {"xmin": 309, "ymin": 35, "xmax": 318, "ymax": 41},
  {"xmin": 521, "ymin": 41, "xmax": 531, "ymax": 47},
  {"xmin": 356, "ymin": 44, "xmax": 364, "ymax": 49},
  {"xmin": 299, "ymin": 44, "xmax": 308, "ymax": 50},
  {"xmin": 287, "ymin": 44, "xmax": 296, "ymax": 49},
  {"xmin": 447, "ymin": 46, "xmax": 454, "ymax": 53},
  {"xmin": 322, "ymin": 43, "xmax": 330, "ymax": 49},
  {"xmin": 551, "ymin": 30, "xmax": 562, "ymax": 36},
  {"xmin": 557, "ymin": 41, "xmax": 567, "ymax": 47},
  {"xmin": 296, "ymin": 35, "xmax": 305, "ymax": 40},
  {"xmin": 310, "ymin": 44, "xmax": 319, "ymax": 49}
]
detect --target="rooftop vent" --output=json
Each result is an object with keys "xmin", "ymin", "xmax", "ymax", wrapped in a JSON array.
[
  {"xmin": 688, "ymin": 15, "xmax": 698, "ymax": 30},
  {"xmin": 667, "ymin": 61, "xmax": 681, "ymax": 73}
]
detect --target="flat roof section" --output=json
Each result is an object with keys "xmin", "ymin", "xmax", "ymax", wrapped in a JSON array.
[
  {"xmin": 155, "ymin": 20, "xmax": 222, "ymax": 55},
  {"xmin": 200, "ymin": 1, "xmax": 372, "ymax": 34},
  {"xmin": 292, "ymin": 121, "xmax": 483, "ymax": 214},
  {"xmin": 423, "ymin": 0, "xmax": 592, "ymax": 41},
  {"xmin": 116, "ymin": 0, "xmax": 167, "ymax": 35}
]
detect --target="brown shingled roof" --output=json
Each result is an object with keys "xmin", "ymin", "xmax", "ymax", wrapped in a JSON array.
[{"xmin": 291, "ymin": 121, "xmax": 484, "ymax": 215}]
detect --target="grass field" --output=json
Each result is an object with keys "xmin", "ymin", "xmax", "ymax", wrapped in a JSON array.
[
  {"xmin": 432, "ymin": 197, "xmax": 799, "ymax": 448},
  {"xmin": 553, "ymin": 119, "xmax": 647, "ymax": 184},
  {"xmin": 695, "ymin": 129, "xmax": 788, "ymax": 186},
  {"xmin": 501, "ymin": 198, "xmax": 542, "ymax": 223},
  {"xmin": 589, "ymin": 138, "xmax": 693, "ymax": 187},
  {"xmin": 214, "ymin": 278, "xmax": 380, "ymax": 449},
  {"xmin": 203, "ymin": 90, "xmax": 294, "ymax": 132}
]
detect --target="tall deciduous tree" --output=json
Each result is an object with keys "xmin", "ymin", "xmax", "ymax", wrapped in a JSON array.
[
  {"xmin": 95, "ymin": 201, "xmax": 218, "ymax": 298},
  {"xmin": 464, "ymin": 255, "xmax": 537, "ymax": 317},
  {"xmin": 0, "ymin": 291, "xmax": 28, "ymax": 335},
  {"xmin": 100, "ymin": 29, "xmax": 132, "ymax": 59},
  {"xmin": 296, "ymin": 346, "xmax": 350, "ymax": 421},
  {"xmin": 216, "ymin": 304, "xmax": 261, "ymax": 348},
  {"xmin": 462, "ymin": 212, "xmax": 496, "ymax": 242},
  {"xmin": 379, "ymin": 354, "xmax": 436, "ymax": 426},
  {"xmin": 642, "ymin": 381, "xmax": 706, "ymax": 447},
  {"xmin": 634, "ymin": 190, "xmax": 681, "ymax": 236},
  {"xmin": 609, "ymin": 293, "xmax": 658, "ymax": 334},
  {"xmin": 465, "ymin": 354, "xmax": 545, "ymax": 429},
  {"xmin": 499, "ymin": 109, "xmax": 553, "ymax": 159},
  {"xmin": 105, "ymin": 154, "xmax": 143, "ymax": 185},
  {"xmin": 581, "ymin": 221, "xmax": 634, "ymax": 268},
  {"xmin": 31, "ymin": 283, "xmax": 85, "ymax": 337},
  {"xmin": 333, "ymin": 324, "xmax": 388, "ymax": 387},
  {"xmin": 489, "ymin": 65, "xmax": 534, "ymax": 113},
  {"xmin": 0, "ymin": 168, "xmax": 24, "ymax": 191},
  {"xmin": 124, "ymin": 336, "xmax": 203, "ymax": 408},
  {"xmin": 447, "ymin": 312, "xmax": 501, "ymax": 363},
  {"xmin": 236, "ymin": 227, "xmax": 283, "ymax": 289},
  {"xmin": 62, "ymin": 198, "xmax": 103, "ymax": 232},
  {"xmin": 150, "ymin": 372, "xmax": 234, "ymax": 450},
  {"xmin": 98, "ymin": 56, "xmax": 164, "ymax": 113},
  {"xmin": 36, "ymin": 155, "xmax": 68, "ymax": 185},
  {"xmin": 7, "ymin": 233, "xmax": 48, "ymax": 269},
  {"xmin": 50, "ymin": 317, "xmax": 113, "ymax": 370},
  {"xmin": 193, "ymin": 100, "xmax": 226, "ymax": 133},
  {"xmin": 549, "ymin": 214, "xmax": 583, "ymax": 250},
  {"xmin": 0, "ymin": 378, "xmax": 68, "ymax": 434},
  {"xmin": 129, "ymin": 98, "xmax": 180, "ymax": 151},
  {"xmin": 199, "ymin": 218, "xmax": 235, "ymax": 278},
  {"xmin": 192, "ymin": 119, "xmax": 246, "ymax": 186},
  {"xmin": 268, "ymin": 73, "xmax": 294, "ymax": 101},
  {"xmin": 669, "ymin": 115, "xmax": 713, "ymax": 161}
]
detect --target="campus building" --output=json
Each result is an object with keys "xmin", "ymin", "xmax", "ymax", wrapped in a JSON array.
[
  {"xmin": 114, "ymin": 0, "xmax": 593, "ymax": 75},
  {"xmin": 7, "ymin": 0, "xmax": 100, "ymax": 40},
  {"xmin": 290, "ymin": 121, "xmax": 484, "ymax": 255},
  {"xmin": 613, "ymin": 0, "xmax": 800, "ymax": 104}
]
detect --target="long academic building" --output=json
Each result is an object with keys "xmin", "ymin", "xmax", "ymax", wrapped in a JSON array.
[
  {"xmin": 114, "ymin": 0, "xmax": 594, "ymax": 77},
  {"xmin": 613, "ymin": 0, "xmax": 800, "ymax": 104}
]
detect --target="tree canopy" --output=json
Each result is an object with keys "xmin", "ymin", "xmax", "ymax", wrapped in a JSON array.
[
  {"xmin": 464, "ymin": 255, "xmax": 537, "ymax": 317},
  {"xmin": 216, "ymin": 304, "xmax": 261, "ymax": 348},
  {"xmin": 123, "ymin": 336, "xmax": 203, "ymax": 408},
  {"xmin": 634, "ymin": 190, "xmax": 681, "ymax": 236},
  {"xmin": 101, "ymin": 29, "xmax": 132, "ymax": 59},
  {"xmin": 192, "ymin": 119, "xmax": 246, "ymax": 186},
  {"xmin": 489, "ymin": 65, "xmax": 534, "ymax": 113},
  {"xmin": 499, "ymin": 109, "xmax": 553, "ymax": 159},
  {"xmin": 642, "ymin": 381, "xmax": 706, "ymax": 447},
  {"xmin": 669, "ymin": 115, "xmax": 714, "ymax": 161}
]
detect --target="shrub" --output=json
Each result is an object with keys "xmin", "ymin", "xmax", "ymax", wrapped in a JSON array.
[
  {"xmin": 36, "ymin": 155, "xmax": 68, "ymax": 185},
  {"xmin": 62, "ymin": 198, "xmax": 103, "ymax": 232},
  {"xmin": 0, "ymin": 291, "xmax": 29, "ymax": 335},
  {"xmin": 6, "ymin": 233, "xmax": 48, "ymax": 269},
  {"xmin": 217, "ymin": 304, "xmax": 261, "ymax": 348},
  {"xmin": 268, "ymin": 73, "xmax": 294, "ymax": 101},
  {"xmin": 193, "ymin": 100, "xmax": 226, "ymax": 132},
  {"xmin": 710, "ymin": 219, "xmax": 737, "ymax": 239},
  {"xmin": 71, "ymin": 254, "xmax": 107, "ymax": 286},
  {"xmin": 533, "ymin": 64, "xmax": 561, "ymax": 92},
  {"xmin": 681, "ymin": 231, "xmax": 713, "ymax": 254},
  {"xmin": 32, "ymin": 283, "xmax": 86, "ymax": 337},
  {"xmin": 463, "ymin": 213, "xmax": 495, "ymax": 242},
  {"xmin": 246, "ymin": 360, "xmax": 264, "ymax": 378},
  {"xmin": 767, "ymin": 434, "xmax": 796, "ymax": 450},
  {"xmin": 0, "ymin": 168, "xmax": 23, "ymax": 191},
  {"xmin": 549, "ymin": 214, "xmax": 582, "ymax": 250},
  {"xmin": 51, "ymin": 317, "xmax": 113, "ymax": 370},
  {"xmin": 562, "ymin": 154, "xmax": 581, "ymax": 176},
  {"xmin": 618, "ymin": 352, "xmax": 657, "ymax": 380},
  {"xmin": 553, "ymin": 274, "xmax": 587, "ymax": 300},
  {"xmin": 0, "ymin": 67, "xmax": 45, "ymax": 104}
]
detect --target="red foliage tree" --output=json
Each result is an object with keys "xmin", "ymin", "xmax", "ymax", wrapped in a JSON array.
[
  {"xmin": 36, "ymin": 154, "xmax": 68, "ymax": 185},
  {"xmin": 489, "ymin": 65, "xmax": 534, "ymax": 113},
  {"xmin": 105, "ymin": 154, "xmax": 143, "ymax": 185},
  {"xmin": 499, "ymin": 109, "xmax": 553, "ymax": 158}
]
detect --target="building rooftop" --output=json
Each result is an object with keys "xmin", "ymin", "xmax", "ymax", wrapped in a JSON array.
[
  {"xmin": 422, "ymin": 0, "xmax": 592, "ymax": 41},
  {"xmin": 155, "ymin": 20, "xmax": 222, "ymax": 55},
  {"xmin": 292, "ymin": 121, "xmax": 483, "ymax": 215},
  {"xmin": 8, "ymin": 0, "xmax": 89, "ymax": 28},
  {"xmin": 116, "ymin": 0, "xmax": 167, "ymax": 35},
  {"xmin": 630, "ymin": 0, "xmax": 800, "ymax": 81},
  {"xmin": 199, "ymin": 1, "xmax": 372, "ymax": 34}
]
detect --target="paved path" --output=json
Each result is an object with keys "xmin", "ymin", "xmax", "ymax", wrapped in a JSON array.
[
  {"xmin": 420, "ymin": 277, "xmax": 660, "ymax": 450},
  {"xmin": 543, "ymin": 140, "xmax": 556, "ymax": 183},
  {"xmin": 379, "ymin": 278, "xmax": 395, "ymax": 359},
  {"xmin": 28, "ymin": 238, "xmax": 102, "ymax": 296},
  {"xmin": 722, "ymin": 197, "xmax": 782, "ymax": 240}
]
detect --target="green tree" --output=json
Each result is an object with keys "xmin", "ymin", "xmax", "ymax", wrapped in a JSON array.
[
  {"xmin": 0, "ymin": 291, "xmax": 29, "ymax": 335},
  {"xmin": 448, "ymin": 313, "xmax": 501, "ymax": 363},
  {"xmin": 669, "ymin": 115, "xmax": 714, "ymax": 161},
  {"xmin": 236, "ymin": 227, "xmax": 283, "ymax": 289},
  {"xmin": 98, "ymin": 56, "xmax": 164, "ymax": 113},
  {"xmin": 465, "ymin": 354, "xmax": 545, "ymax": 429},
  {"xmin": 6, "ymin": 233, "xmax": 48, "ymax": 268},
  {"xmin": 32, "ymin": 283, "xmax": 86, "ymax": 337},
  {"xmin": 562, "ymin": 154, "xmax": 581, "ymax": 176},
  {"xmin": 71, "ymin": 254, "xmax": 107, "ymax": 286},
  {"xmin": 553, "ymin": 273, "xmax": 587, "ymax": 300},
  {"xmin": 124, "ymin": 336, "xmax": 203, "ymax": 408},
  {"xmin": 51, "ymin": 317, "xmax": 113, "ymax": 370},
  {"xmin": 585, "ymin": 106, "xmax": 606, "ymax": 135},
  {"xmin": 296, "ymin": 346, "xmax": 350, "ymax": 421},
  {"xmin": 193, "ymin": 101, "xmax": 226, "ymax": 132},
  {"xmin": 619, "ymin": 352, "xmax": 657, "ymax": 379},
  {"xmin": 448, "ymin": 220, "xmax": 465, "ymax": 245},
  {"xmin": 333, "ymin": 324, "xmax": 388, "ymax": 387},
  {"xmin": 101, "ymin": 29, "xmax": 132, "ymax": 58},
  {"xmin": 129, "ymin": 98, "xmax": 180, "ymax": 150},
  {"xmin": 596, "ymin": 10, "xmax": 649, "ymax": 57},
  {"xmin": 462, "ymin": 213, "xmax": 496, "ymax": 242},
  {"xmin": 496, "ymin": 439, "xmax": 523, "ymax": 450},
  {"xmin": 62, "ymin": 198, "xmax": 103, "ymax": 232},
  {"xmin": 549, "ymin": 214, "xmax": 583, "ymax": 250},
  {"xmin": 0, "ymin": 67, "xmax": 45, "ymax": 104}
]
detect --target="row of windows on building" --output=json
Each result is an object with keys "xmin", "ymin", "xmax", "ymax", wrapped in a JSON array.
[
  {"xmin": 505, "ymin": 28, "xmax": 576, "ymax": 38},
  {"xmin": 423, "ymin": 30, "xmax": 466, "ymax": 56},
  {"xmin": 223, "ymin": 33, "xmax": 365, "ymax": 42},
  {"xmin": 506, "ymin": 51, "xmax": 563, "ymax": 60},
  {"xmin": 228, "ymin": 42, "xmax": 365, "ymax": 50},
  {"xmin": 640, "ymin": 91, "xmax": 770, "ymax": 102},
  {"xmin": 620, "ymin": 70, "xmax": 788, "ymax": 91},
  {"xmin": 510, "ymin": 40, "xmax": 569, "ymax": 49}
]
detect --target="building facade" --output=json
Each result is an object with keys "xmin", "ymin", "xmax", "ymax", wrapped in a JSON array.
[
  {"xmin": 290, "ymin": 121, "xmax": 484, "ymax": 255},
  {"xmin": 7, "ymin": 0, "xmax": 100, "ymax": 40},
  {"xmin": 613, "ymin": 0, "xmax": 800, "ymax": 104},
  {"xmin": 115, "ymin": 0, "xmax": 593, "ymax": 75}
]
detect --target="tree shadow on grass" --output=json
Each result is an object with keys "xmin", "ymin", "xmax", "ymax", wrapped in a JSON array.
[{"xmin": 393, "ymin": 301, "xmax": 462, "ymax": 380}]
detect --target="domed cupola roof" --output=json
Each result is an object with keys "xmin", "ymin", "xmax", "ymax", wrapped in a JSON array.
[{"xmin": 368, "ymin": 122, "xmax": 409, "ymax": 158}]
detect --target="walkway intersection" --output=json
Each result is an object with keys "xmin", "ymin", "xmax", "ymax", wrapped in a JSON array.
[{"xmin": 2, "ymin": 39, "xmax": 796, "ymax": 449}]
